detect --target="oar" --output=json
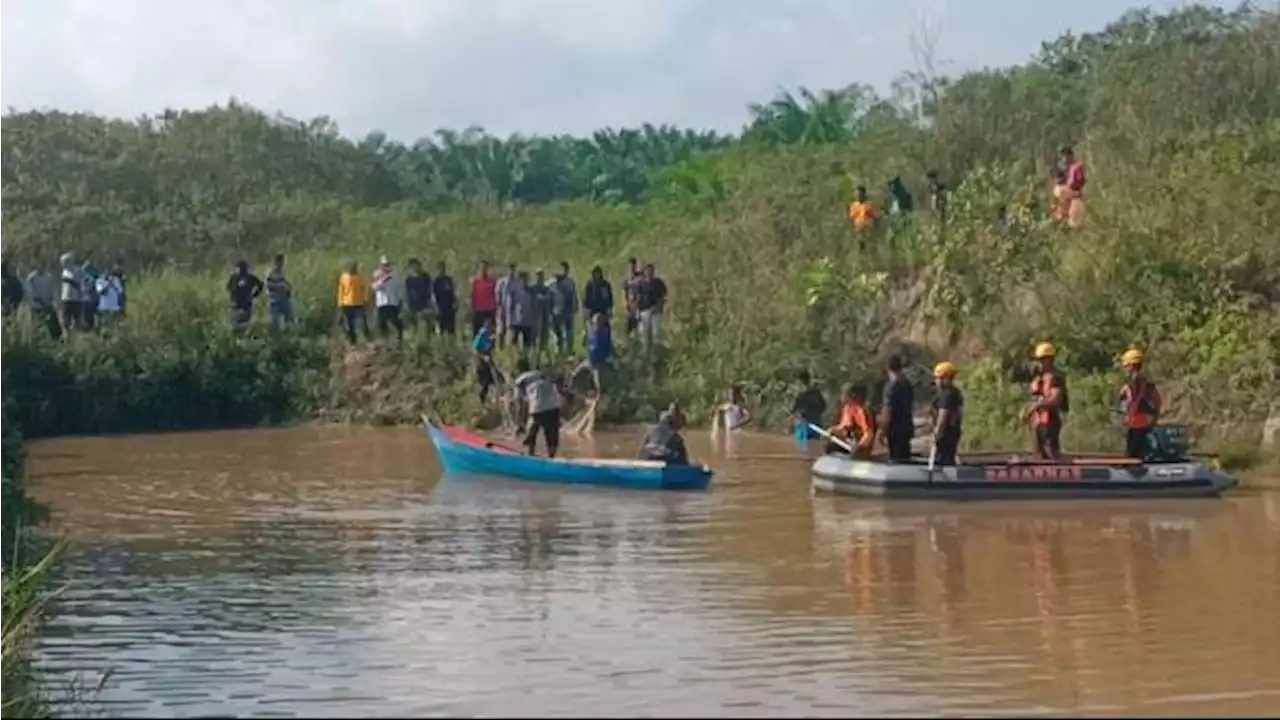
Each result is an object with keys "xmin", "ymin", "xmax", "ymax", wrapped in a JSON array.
[{"xmin": 807, "ymin": 423, "xmax": 855, "ymax": 454}]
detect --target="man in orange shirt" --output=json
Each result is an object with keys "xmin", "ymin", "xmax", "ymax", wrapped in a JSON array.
[
  {"xmin": 470, "ymin": 261, "xmax": 498, "ymax": 339},
  {"xmin": 848, "ymin": 185, "xmax": 876, "ymax": 231},
  {"xmin": 827, "ymin": 383, "xmax": 876, "ymax": 458}
]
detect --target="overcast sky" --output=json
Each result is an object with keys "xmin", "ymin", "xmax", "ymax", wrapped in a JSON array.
[{"xmin": 2, "ymin": 0, "xmax": 1220, "ymax": 141}]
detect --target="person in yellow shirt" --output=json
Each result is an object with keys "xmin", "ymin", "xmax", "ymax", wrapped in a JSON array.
[
  {"xmin": 848, "ymin": 185, "xmax": 876, "ymax": 231},
  {"xmin": 336, "ymin": 261, "xmax": 371, "ymax": 345}
]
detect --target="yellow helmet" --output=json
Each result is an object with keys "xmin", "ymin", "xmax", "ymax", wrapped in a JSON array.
[
  {"xmin": 1121, "ymin": 348, "xmax": 1144, "ymax": 367},
  {"xmin": 1034, "ymin": 342, "xmax": 1056, "ymax": 359},
  {"xmin": 933, "ymin": 361, "xmax": 957, "ymax": 379}
]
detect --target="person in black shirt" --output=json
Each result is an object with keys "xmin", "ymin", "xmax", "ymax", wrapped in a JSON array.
[
  {"xmin": 582, "ymin": 265, "xmax": 614, "ymax": 322},
  {"xmin": 404, "ymin": 258, "xmax": 433, "ymax": 331},
  {"xmin": 930, "ymin": 362, "xmax": 964, "ymax": 466},
  {"xmin": 226, "ymin": 260, "xmax": 264, "ymax": 329},
  {"xmin": 878, "ymin": 355, "xmax": 915, "ymax": 462},
  {"xmin": 2, "ymin": 259, "xmax": 24, "ymax": 316},
  {"xmin": 432, "ymin": 261, "xmax": 457, "ymax": 336},
  {"xmin": 790, "ymin": 370, "xmax": 827, "ymax": 438},
  {"xmin": 635, "ymin": 263, "xmax": 667, "ymax": 350}
]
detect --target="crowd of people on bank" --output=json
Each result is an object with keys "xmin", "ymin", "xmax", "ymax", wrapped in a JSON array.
[
  {"xmin": 5, "ymin": 143, "xmax": 1154, "ymax": 467},
  {"xmin": 847, "ymin": 147, "xmax": 1086, "ymax": 232},
  {"xmin": 2, "ymin": 253, "xmax": 128, "ymax": 339}
]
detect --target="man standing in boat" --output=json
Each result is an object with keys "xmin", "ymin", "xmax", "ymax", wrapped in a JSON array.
[
  {"xmin": 1025, "ymin": 342, "xmax": 1068, "ymax": 460},
  {"xmin": 878, "ymin": 356, "xmax": 915, "ymax": 463},
  {"xmin": 514, "ymin": 357, "xmax": 563, "ymax": 458},
  {"xmin": 930, "ymin": 362, "xmax": 964, "ymax": 466},
  {"xmin": 1118, "ymin": 348, "xmax": 1162, "ymax": 459}
]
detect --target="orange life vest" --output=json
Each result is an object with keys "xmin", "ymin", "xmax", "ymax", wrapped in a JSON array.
[
  {"xmin": 1029, "ymin": 371, "xmax": 1066, "ymax": 426},
  {"xmin": 836, "ymin": 401, "xmax": 876, "ymax": 451},
  {"xmin": 1119, "ymin": 377, "xmax": 1161, "ymax": 430}
]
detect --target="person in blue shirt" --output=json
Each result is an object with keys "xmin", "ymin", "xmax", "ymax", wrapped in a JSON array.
[
  {"xmin": 472, "ymin": 317, "xmax": 500, "ymax": 403},
  {"xmin": 571, "ymin": 312, "xmax": 613, "ymax": 397}
]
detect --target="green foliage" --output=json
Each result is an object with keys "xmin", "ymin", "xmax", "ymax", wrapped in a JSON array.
[{"xmin": 0, "ymin": 4, "xmax": 1277, "ymax": 456}]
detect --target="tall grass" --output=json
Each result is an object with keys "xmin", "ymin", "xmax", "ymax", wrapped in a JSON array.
[{"xmin": 2, "ymin": 541, "xmax": 63, "ymax": 719}]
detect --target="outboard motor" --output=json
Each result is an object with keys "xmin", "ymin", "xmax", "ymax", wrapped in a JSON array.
[{"xmin": 1146, "ymin": 424, "xmax": 1191, "ymax": 462}]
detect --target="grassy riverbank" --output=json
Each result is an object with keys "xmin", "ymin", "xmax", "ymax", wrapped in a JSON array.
[
  {"xmin": 2, "ymin": 404, "xmax": 60, "ymax": 719},
  {"xmin": 1, "ymin": 5, "xmax": 1277, "ymax": 465}
]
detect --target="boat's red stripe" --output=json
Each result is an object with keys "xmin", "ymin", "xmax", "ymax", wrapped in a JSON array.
[{"xmin": 440, "ymin": 426, "xmax": 493, "ymax": 447}]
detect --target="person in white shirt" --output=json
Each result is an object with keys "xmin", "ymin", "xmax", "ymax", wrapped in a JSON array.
[
  {"xmin": 95, "ymin": 265, "xmax": 127, "ymax": 321},
  {"xmin": 514, "ymin": 357, "xmax": 563, "ymax": 457},
  {"xmin": 59, "ymin": 252, "xmax": 83, "ymax": 331},
  {"xmin": 372, "ymin": 254, "xmax": 404, "ymax": 343}
]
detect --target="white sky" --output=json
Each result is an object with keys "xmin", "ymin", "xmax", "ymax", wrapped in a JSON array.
[{"xmin": 1, "ymin": 0, "xmax": 1221, "ymax": 140}]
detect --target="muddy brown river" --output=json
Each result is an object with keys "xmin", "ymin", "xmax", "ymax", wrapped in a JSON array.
[{"xmin": 26, "ymin": 426, "xmax": 1280, "ymax": 718}]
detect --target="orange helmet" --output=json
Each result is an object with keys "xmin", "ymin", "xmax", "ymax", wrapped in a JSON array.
[
  {"xmin": 1034, "ymin": 342, "xmax": 1056, "ymax": 359},
  {"xmin": 933, "ymin": 361, "xmax": 957, "ymax": 379},
  {"xmin": 1121, "ymin": 348, "xmax": 1144, "ymax": 367}
]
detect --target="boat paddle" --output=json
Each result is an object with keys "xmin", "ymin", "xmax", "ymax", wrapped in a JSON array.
[{"xmin": 806, "ymin": 423, "xmax": 856, "ymax": 454}]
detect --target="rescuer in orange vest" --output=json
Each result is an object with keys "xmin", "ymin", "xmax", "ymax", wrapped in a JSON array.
[
  {"xmin": 1118, "ymin": 348, "xmax": 1162, "ymax": 459},
  {"xmin": 1023, "ymin": 342, "xmax": 1069, "ymax": 460},
  {"xmin": 828, "ymin": 383, "xmax": 876, "ymax": 458}
]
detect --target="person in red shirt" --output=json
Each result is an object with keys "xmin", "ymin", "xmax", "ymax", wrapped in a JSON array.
[
  {"xmin": 470, "ymin": 261, "xmax": 498, "ymax": 338},
  {"xmin": 1061, "ymin": 146, "xmax": 1086, "ymax": 228}
]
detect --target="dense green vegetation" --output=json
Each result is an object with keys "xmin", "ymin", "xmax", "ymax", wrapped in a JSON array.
[{"xmin": 2, "ymin": 5, "xmax": 1278, "ymax": 462}]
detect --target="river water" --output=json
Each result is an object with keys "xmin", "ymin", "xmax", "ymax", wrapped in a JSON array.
[{"xmin": 27, "ymin": 426, "xmax": 1280, "ymax": 718}]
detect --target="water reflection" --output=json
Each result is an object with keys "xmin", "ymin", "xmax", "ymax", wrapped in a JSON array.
[
  {"xmin": 811, "ymin": 498, "xmax": 1280, "ymax": 716},
  {"xmin": 25, "ymin": 427, "xmax": 1280, "ymax": 717}
]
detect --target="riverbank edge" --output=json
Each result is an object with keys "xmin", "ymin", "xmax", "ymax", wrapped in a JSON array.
[{"xmin": 2, "ymin": 416, "xmax": 61, "ymax": 719}]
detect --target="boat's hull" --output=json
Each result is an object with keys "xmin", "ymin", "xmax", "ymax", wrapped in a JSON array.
[
  {"xmin": 811, "ymin": 454, "xmax": 1237, "ymax": 500},
  {"xmin": 424, "ymin": 420, "xmax": 712, "ymax": 491}
]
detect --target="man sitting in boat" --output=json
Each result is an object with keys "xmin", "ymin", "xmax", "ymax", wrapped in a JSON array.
[
  {"xmin": 513, "ymin": 358, "xmax": 563, "ymax": 458},
  {"xmin": 1118, "ymin": 348, "xmax": 1162, "ymax": 459},
  {"xmin": 828, "ymin": 383, "xmax": 876, "ymax": 458},
  {"xmin": 1024, "ymin": 342, "xmax": 1068, "ymax": 460},
  {"xmin": 638, "ymin": 410, "xmax": 690, "ymax": 465},
  {"xmin": 930, "ymin": 362, "xmax": 964, "ymax": 466}
]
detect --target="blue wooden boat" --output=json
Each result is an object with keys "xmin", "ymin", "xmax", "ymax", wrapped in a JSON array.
[{"xmin": 423, "ymin": 417, "xmax": 713, "ymax": 491}]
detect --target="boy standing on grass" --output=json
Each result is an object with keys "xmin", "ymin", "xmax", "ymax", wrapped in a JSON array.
[
  {"xmin": 550, "ymin": 261, "xmax": 578, "ymax": 354},
  {"xmin": 25, "ymin": 264, "xmax": 60, "ymax": 339},
  {"xmin": 336, "ymin": 261, "xmax": 371, "ymax": 345},
  {"xmin": 372, "ymin": 255, "xmax": 404, "ymax": 344},
  {"xmin": 404, "ymin": 258, "xmax": 434, "ymax": 333},
  {"xmin": 623, "ymin": 257, "xmax": 643, "ymax": 336},
  {"xmin": 433, "ymin": 261, "xmax": 457, "ymax": 337},
  {"xmin": 226, "ymin": 259, "xmax": 264, "ymax": 330},
  {"xmin": 634, "ymin": 263, "xmax": 666, "ymax": 352},
  {"xmin": 265, "ymin": 254, "xmax": 293, "ymax": 333}
]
